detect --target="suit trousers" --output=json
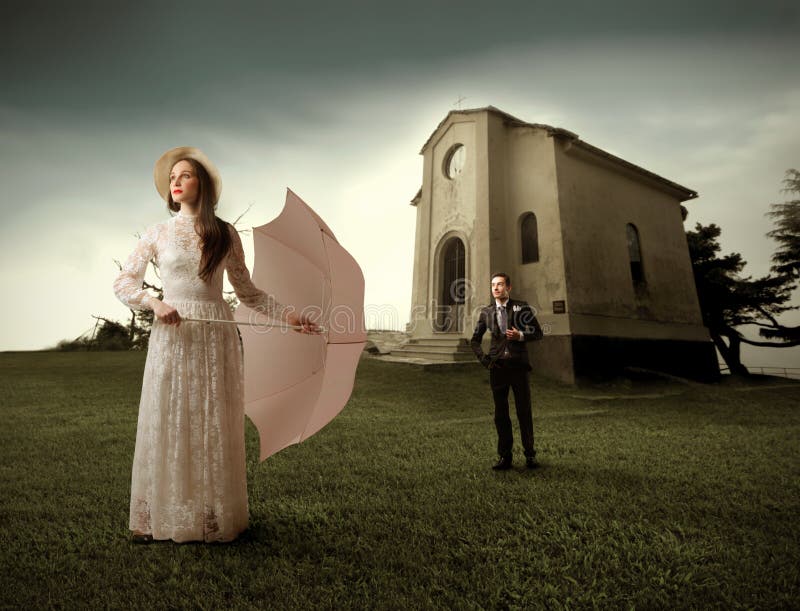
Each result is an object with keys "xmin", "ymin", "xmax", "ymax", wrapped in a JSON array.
[{"xmin": 489, "ymin": 361, "xmax": 535, "ymax": 458}]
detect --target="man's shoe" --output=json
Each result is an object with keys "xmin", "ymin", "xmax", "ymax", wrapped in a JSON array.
[
  {"xmin": 525, "ymin": 456, "xmax": 539, "ymax": 469},
  {"xmin": 492, "ymin": 456, "xmax": 513, "ymax": 470}
]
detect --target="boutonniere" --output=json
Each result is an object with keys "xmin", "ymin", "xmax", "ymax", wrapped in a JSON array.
[{"xmin": 512, "ymin": 305, "xmax": 521, "ymax": 312}]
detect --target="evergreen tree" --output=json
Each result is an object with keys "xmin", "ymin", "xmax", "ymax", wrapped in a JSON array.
[
  {"xmin": 767, "ymin": 169, "xmax": 800, "ymax": 281},
  {"xmin": 686, "ymin": 223, "xmax": 798, "ymax": 376}
]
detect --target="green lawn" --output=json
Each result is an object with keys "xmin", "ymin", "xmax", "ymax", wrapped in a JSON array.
[{"xmin": 1, "ymin": 351, "xmax": 798, "ymax": 609}]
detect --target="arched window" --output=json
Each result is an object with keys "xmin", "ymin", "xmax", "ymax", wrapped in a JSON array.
[
  {"xmin": 521, "ymin": 212, "xmax": 539, "ymax": 264},
  {"xmin": 444, "ymin": 144, "xmax": 465, "ymax": 179},
  {"xmin": 626, "ymin": 223, "xmax": 645, "ymax": 286},
  {"xmin": 436, "ymin": 236, "xmax": 466, "ymax": 332},
  {"xmin": 442, "ymin": 237, "xmax": 466, "ymax": 305}
]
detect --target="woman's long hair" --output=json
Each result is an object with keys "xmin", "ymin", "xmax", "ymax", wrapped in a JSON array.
[{"xmin": 166, "ymin": 158, "xmax": 232, "ymax": 282}]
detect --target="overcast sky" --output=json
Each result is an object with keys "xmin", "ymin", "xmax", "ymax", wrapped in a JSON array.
[{"xmin": 1, "ymin": 0, "xmax": 798, "ymax": 368}]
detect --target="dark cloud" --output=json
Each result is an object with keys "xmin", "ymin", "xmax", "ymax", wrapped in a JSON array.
[{"xmin": 2, "ymin": 0, "xmax": 797, "ymax": 119}]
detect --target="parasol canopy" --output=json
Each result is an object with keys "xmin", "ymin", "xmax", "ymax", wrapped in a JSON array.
[{"xmin": 233, "ymin": 189, "xmax": 367, "ymax": 461}]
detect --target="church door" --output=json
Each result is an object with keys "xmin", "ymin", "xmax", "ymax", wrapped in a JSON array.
[{"xmin": 437, "ymin": 237, "xmax": 466, "ymax": 332}]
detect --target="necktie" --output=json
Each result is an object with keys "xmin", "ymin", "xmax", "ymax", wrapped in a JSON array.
[
  {"xmin": 498, "ymin": 305, "xmax": 508, "ymax": 334},
  {"xmin": 498, "ymin": 305, "xmax": 510, "ymax": 357}
]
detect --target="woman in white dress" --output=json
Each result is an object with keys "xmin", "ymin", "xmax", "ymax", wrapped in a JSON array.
[{"xmin": 113, "ymin": 147, "xmax": 316, "ymax": 543}]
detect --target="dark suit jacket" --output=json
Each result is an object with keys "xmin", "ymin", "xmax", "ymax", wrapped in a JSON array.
[{"xmin": 470, "ymin": 298, "xmax": 544, "ymax": 370}]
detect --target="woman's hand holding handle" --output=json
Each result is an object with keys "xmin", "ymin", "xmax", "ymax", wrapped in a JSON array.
[{"xmin": 152, "ymin": 300, "xmax": 182, "ymax": 327}]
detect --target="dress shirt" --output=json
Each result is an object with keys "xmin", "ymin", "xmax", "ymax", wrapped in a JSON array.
[{"xmin": 495, "ymin": 299, "xmax": 525, "ymax": 341}]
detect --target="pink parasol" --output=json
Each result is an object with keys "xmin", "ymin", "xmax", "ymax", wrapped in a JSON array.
[{"xmin": 232, "ymin": 189, "xmax": 367, "ymax": 461}]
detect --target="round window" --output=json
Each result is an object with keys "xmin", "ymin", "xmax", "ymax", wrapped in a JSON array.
[{"xmin": 444, "ymin": 144, "xmax": 465, "ymax": 179}]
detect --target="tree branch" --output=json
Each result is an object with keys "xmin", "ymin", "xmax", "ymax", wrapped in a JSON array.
[
  {"xmin": 739, "ymin": 321, "xmax": 780, "ymax": 329},
  {"xmin": 739, "ymin": 336, "xmax": 800, "ymax": 348},
  {"xmin": 91, "ymin": 314, "xmax": 117, "ymax": 325},
  {"xmin": 231, "ymin": 202, "xmax": 255, "ymax": 229},
  {"xmin": 754, "ymin": 306, "xmax": 782, "ymax": 327}
]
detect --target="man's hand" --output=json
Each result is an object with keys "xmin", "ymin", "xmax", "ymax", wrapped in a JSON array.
[
  {"xmin": 481, "ymin": 356, "xmax": 505, "ymax": 369},
  {"xmin": 506, "ymin": 326, "xmax": 523, "ymax": 341}
]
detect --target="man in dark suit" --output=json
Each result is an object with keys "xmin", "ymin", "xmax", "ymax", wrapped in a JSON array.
[{"xmin": 470, "ymin": 272, "xmax": 544, "ymax": 470}]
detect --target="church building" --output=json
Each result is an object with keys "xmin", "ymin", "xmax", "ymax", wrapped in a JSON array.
[{"xmin": 398, "ymin": 106, "xmax": 719, "ymax": 383}]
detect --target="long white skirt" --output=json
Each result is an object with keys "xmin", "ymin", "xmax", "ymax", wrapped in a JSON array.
[{"xmin": 129, "ymin": 298, "xmax": 249, "ymax": 543}]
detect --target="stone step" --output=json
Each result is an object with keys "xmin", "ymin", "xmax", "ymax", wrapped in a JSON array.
[
  {"xmin": 399, "ymin": 343, "xmax": 473, "ymax": 354},
  {"xmin": 391, "ymin": 348, "xmax": 475, "ymax": 362},
  {"xmin": 364, "ymin": 353, "xmax": 481, "ymax": 369},
  {"xmin": 406, "ymin": 336, "xmax": 471, "ymax": 346}
]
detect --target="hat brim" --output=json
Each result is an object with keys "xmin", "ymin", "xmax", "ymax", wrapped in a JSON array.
[{"xmin": 154, "ymin": 146, "xmax": 222, "ymax": 203}]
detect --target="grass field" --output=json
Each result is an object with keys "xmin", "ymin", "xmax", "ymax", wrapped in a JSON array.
[{"xmin": 1, "ymin": 351, "xmax": 799, "ymax": 609}]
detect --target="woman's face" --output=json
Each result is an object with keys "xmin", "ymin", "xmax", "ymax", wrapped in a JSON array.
[{"xmin": 169, "ymin": 160, "xmax": 200, "ymax": 206}]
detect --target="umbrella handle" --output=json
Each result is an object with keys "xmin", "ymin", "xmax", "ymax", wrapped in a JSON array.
[{"xmin": 181, "ymin": 316, "xmax": 327, "ymax": 332}]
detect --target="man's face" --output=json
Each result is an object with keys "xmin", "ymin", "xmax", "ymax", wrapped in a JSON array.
[{"xmin": 491, "ymin": 276, "xmax": 511, "ymax": 301}]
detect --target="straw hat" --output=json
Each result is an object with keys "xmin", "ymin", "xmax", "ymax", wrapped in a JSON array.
[{"xmin": 153, "ymin": 146, "xmax": 222, "ymax": 203}]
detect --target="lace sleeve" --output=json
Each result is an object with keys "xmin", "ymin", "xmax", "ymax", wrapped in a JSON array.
[
  {"xmin": 226, "ymin": 223, "xmax": 288, "ymax": 322},
  {"xmin": 113, "ymin": 224, "xmax": 159, "ymax": 311}
]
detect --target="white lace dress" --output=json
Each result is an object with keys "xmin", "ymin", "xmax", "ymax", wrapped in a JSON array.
[{"xmin": 113, "ymin": 208, "xmax": 286, "ymax": 543}]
